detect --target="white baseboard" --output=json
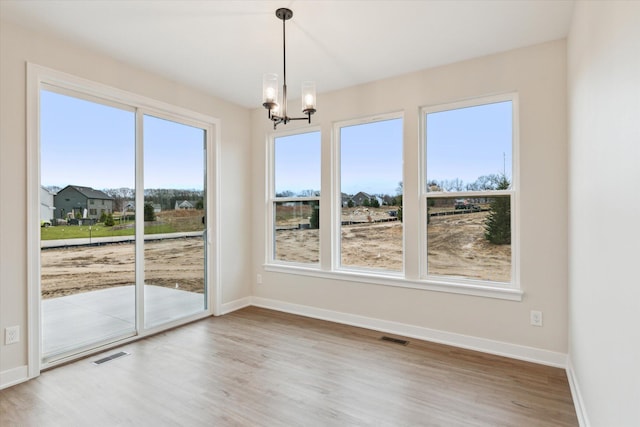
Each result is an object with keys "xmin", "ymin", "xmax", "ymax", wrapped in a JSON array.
[
  {"xmin": 250, "ymin": 297, "xmax": 568, "ymax": 368},
  {"xmin": 219, "ymin": 296, "xmax": 252, "ymax": 315},
  {"xmin": 0, "ymin": 365, "xmax": 29, "ymax": 390},
  {"xmin": 566, "ymin": 357, "xmax": 590, "ymax": 427}
]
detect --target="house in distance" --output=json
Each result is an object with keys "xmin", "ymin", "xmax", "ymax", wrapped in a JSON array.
[{"xmin": 54, "ymin": 185, "xmax": 114, "ymax": 220}]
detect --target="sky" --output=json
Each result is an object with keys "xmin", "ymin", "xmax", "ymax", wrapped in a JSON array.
[
  {"xmin": 274, "ymin": 131, "xmax": 321, "ymax": 194},
  {"xmin": 340, "ymin": 118, "xmax": 403, "ymax": 196},
  {"xmin": 40, "ymin": 90, "xmax": 204, "ymax": 191},
  {"xmin": 426, "ymin": 100, "xmax": 512, "ymax": 185},
  {"xmin": 41, "ymin": 89, "xmax": 512, "ymax": 196}
]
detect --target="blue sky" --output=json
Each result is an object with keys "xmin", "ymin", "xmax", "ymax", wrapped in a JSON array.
[
  {"xmin": 42, "ymin": 90, "xmax": 511, "ymax": 196},
  {"xmin": 274, "ymin": 131, "xmax": 321, "ymax": 195},
  {"xmin": 41, "ymin": 90, "xmax": 204, "ymax": 191},
  {"xmin": 427, "ymin": 101, "xmax": 512, "ymax": 185},
  {"xmin": 340, "ymin": 118, "xmax": 403, "ymax": 196}
]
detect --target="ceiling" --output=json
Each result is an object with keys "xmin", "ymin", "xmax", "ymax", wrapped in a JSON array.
[{"xmin": 0, "ymin": 0, "xmax": 575, "ymax": 109}]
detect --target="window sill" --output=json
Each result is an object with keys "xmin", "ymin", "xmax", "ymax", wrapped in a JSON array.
[{"xmin": 263, "ymin": 264, "xmax": 523, "ymax": 301}]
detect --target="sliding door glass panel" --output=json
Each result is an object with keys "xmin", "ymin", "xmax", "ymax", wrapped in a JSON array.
[
  {"xmin": 40, "ymin": 89, "xmax": 136, "ymax": 360},
  {"xmin": 143, "ymin": 115, "xmax": 207, "ymax": 328}
]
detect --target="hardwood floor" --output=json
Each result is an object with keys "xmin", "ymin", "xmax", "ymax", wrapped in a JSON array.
[{"xmin": 1, "ymin": 307, "xmax": 578, "ymax": 426}]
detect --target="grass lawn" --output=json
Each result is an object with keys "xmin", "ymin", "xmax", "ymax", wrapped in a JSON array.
[{"xmin": 41, "ymin": 223, "xmax": 175, "ymax": 240}]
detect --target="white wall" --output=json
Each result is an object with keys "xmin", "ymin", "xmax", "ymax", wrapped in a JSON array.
[
  {"xmin": 250, "ymin": 40, "xmax": 569, "ymax": 361},
  {"xmin": 0, "ymin": 20, "xmax": 252, "ymax": 379},
  {"xmin": 567, "ymin": 2, "xmax": 640, "ymax": 426}
]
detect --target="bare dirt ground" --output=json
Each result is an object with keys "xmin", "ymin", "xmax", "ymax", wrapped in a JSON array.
[
  {"xmin": 41, "ymin": 238, "xmax": 204, "ymax": 299},
  {"xmin": 276, "ymin": 209, "xmax": 510, "ymax": 281},
  {"xmin": 427, "ymin": 212, "xmax": 510, "ymax": 282},
  {"xmin": 42, "ymin": 209, "xmax": 510, "ymax": 299}
]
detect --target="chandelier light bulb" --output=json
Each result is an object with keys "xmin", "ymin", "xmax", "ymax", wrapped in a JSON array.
[
  {"xmin": 304, "ymin": 94, "xmax": 314, "ymax": 108},
  {"xmin": 266, "ymin": 88, "xmax": 276, "ymax": 103}
]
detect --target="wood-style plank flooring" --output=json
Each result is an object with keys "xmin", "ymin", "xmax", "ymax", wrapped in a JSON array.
[{"xmin": 0, "ymin": 307, "xmax": 578, "ymax": 426}]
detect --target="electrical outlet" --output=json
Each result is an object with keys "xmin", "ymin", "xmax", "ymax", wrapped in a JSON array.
[
  {"xmin": 257, "ymin": 274, "xmax": 263, "ymax": 285},
  {"xmin": 530, "ymin": 310, "xmax": 543, "ymax": 327},
  {"xmin": 5, "ymin": 326, "xmax": 20, "ymax": 344}
]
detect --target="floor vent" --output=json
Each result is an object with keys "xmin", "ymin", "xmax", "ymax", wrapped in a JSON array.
[
  {"xmin": 381, "ymin": 336, "xmax": 409, "ymax": 346},
  {"xmin": 92, "ymin": 351, "xmax": 130, "ymax": 365}
]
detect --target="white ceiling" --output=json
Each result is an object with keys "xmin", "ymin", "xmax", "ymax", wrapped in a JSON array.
[{"xmin": 0, "ymin": 0, "xmax": 575, "ymax": 108}]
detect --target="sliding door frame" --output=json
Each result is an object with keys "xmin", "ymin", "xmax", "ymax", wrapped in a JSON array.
[{"xmin": 27, "ymin": 63, "xmax": 221, "ymax": 376}]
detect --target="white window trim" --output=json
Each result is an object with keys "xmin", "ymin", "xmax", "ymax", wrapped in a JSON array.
[
  {"xmin": 266, "ymin": 127, "xmax": 322, "ymax": 267},
  {"xmin": 332, "ymin": 111, "xmax": 405, "ymax": 274},
  {"xmin": 419, "ymin": 92, "xmax": 520, "ymax": 292},
  {"xmin": 263, "ymin": 103, "xmax": 521, "ymax": 301},
  {"xmin": 27, "ymin": 63, "xmax": 222, "ymax": 377}
]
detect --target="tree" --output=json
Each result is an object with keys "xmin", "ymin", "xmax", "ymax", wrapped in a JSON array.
[
  {"xmin": 466, "ymin": 174, "xmax": 502, "ymax": 191},
  {"xmin": 370, "ymin": 197, "xmax": 380, "ymax": 208},
  {"xmin": 104, "ymin": 213, "xmax": 115, "ymax": 227},
  {"xmin": 144, "ymin": 203, "xmax": 156, "ymax": 222},
  {"xmin": 484, "ymin": 175, "xmax": 511, "ymax": 245},
  {"xmin": 347, "ymin": 199, "xmax": 354, "ymax": 208},
  {"xmin": 99, "ymin": 211, "xmax": 108, "ymax": 223},
  {"xmin": 309, "ymin": 202, "xmax": 319, "ymax": 229},
  {"xmin": 395, "ymin": 181, "xmax": 404, "ymax": 222},
  {"xmin": 362, "ymin": 198, "xmax": 370, "ymax": 207}
]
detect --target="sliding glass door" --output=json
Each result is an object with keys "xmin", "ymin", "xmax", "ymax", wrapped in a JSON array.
[
  {"xmin": 40, "ymin": 89, "xmax": 137, "ymax": 360},
  {"xmin": 39, "ymin": 86, "xmax": 211, "ymax": 363},
  {"xmin": 143, "ymin": 115, "xmax": 207, "ymax": 328}
]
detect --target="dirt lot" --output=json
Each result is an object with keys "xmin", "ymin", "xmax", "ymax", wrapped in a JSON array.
[
  {"xmin": 42, "ymin": 210, "xmax": 510, "ymax": 299},
  {"xmin": 41, "ymin": 237, "xmax": 204, "ymax": 299},
  {"xmin": 276, "ymin": 211, "xmax": 510, "ymax": 281},
  {"xmin": 427, "ymin": 212, "xmax": 510, "ymax": 282}
]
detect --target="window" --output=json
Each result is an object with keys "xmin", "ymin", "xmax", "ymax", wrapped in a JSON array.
[
  {"xmin": 270, "ymin": 130, "xmax": 321, "ymax": 264},
  {"xmin": 422, "ymin": 95, "xmax": 517, "ymax": 286},
  {"xmin": 30, "ymin": 64, "xmax": 219, "ymax": 368},
  {"xmin": 337, "ymin": 114, "xmax": 403, "ymax": 273}
]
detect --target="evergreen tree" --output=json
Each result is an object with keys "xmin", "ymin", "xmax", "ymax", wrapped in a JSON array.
[
  {"xmin": 370, "ymin": 197, "xmax": 380, "ymax": 208},
  {"xmin": 309, "ymin": 202, "xmax": 319, "ymax": 229},
  {"xmin": 144, "ymin": 203, "xmax": 156, "ymax": 222},
  {"xmin": 484, "ymin": 176, "xmax": 511, "ymax": 245},
  {"xmin": 104, "ymin": 213, "xmax": 115, "ymax": 227}
]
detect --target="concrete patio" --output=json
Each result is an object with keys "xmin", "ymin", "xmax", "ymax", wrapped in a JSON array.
[{"xmin": 42, "ymin": 285, "xmax": 205, "ymax": 358}]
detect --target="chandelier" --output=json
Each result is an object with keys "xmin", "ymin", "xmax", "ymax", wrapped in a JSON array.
[{"xmin": 262, "ymin": 8, "xmax": 316, "ymax": 129}]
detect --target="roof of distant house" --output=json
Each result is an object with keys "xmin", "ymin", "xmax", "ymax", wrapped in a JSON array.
[{"xmin": 60, "ymin": 185, "xmax": 113, "ymax": 200}]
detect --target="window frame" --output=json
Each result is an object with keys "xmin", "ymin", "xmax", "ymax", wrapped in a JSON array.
[
  {"xmin": 333, "ymin": 111, "xmax": 405, "ymax": 275},
  {"xmin": 419, "ymin": 93, "xmax": 520, "ymax": 290},
  {"xmin": 263, "ymin": 102, "xmax": 521, "ymax": 301},
  {"xmin": 27, "ymin": 63, "xmax": 222, "ymax": 376},
  {"xmin": 267, "ymin": 127, "xmax": 322, "ymax": 267}
]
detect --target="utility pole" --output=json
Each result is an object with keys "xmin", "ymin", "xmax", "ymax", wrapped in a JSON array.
[{"xmin": 503, "ymin": 152, "xmax": 506, "ymax": 177}]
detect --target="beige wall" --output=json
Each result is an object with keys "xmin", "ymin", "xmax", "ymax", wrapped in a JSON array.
[
  {"xmin": 251, "ymin": 41, "xmax": 568, "ymax": 355},
  {"xmin": 0, "ymin": 20, "xmax": 252, "ymax": 375},
  {"xmin": 568, "ymin": 2, "xmax": 640, "ymax": 425}
]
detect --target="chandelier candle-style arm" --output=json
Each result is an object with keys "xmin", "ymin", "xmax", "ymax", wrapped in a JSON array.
[{"xmin": 262, "ymin": 8, "xmax": 316, "ymax": 129}]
